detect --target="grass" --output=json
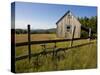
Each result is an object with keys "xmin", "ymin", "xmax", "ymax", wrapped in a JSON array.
[
  {"xmin": 15, "ymin": 34, "xmax": 97, "ymax": 73},
  {"xmin": 15, "ymin": 34, "xmax": 58, "ymax": 43}
]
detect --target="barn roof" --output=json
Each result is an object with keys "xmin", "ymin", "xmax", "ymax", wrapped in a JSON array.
[{"xmin": 56, "ymin": 10, "xmax": 80, "ymax": 25}]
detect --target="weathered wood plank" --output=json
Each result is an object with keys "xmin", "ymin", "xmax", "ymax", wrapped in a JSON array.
[{"xmin": 16, "ymin": 37, "xmax": 96, "ymax": 47}]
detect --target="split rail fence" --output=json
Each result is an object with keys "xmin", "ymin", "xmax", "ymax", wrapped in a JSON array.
[{"xmin": 15, "ymin": 25, "xmax": 96, "ymax": 61}]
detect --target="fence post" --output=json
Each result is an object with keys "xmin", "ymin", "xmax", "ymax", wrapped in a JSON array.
[
  {"xmin": 89, "ymin": 28, "xmax": 91, "ymax": 41},
  {"xmin": 52, "ymin": 42, "xmax": 58, "ymax": 70},
  {"xmin": 42, "ymin": 44, "xmax": 46, "ymax": 55},
  {"xmin": 52, "ymin": 42, "xmax": 57, "ymax": 60},
  {"xmin": 70, "ymin": 26, "xmax": 76, "ymax": 47},
  {"xmin": 28, "ymin": 24, "xmax": 31, "ymax": 62}
]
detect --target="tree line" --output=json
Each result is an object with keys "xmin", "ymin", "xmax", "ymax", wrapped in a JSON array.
[
  {"xmin": 78, "ymin": 16, "xmax": 97, "ymax": 37},
  {"xmin": 15, "ymin": 28, "xmax": 56, "ymax": 34}
]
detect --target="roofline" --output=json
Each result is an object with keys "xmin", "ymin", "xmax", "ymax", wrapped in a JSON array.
[
  {"xmin": 56, "ymin": 10, "xmax": 81, "ymax": 25},
  {"xmin": 56, "ymin": 10, "xmax": 70, "ymax": 25}
]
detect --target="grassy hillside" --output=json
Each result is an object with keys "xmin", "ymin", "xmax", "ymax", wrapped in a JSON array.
[
  {"xmin": 15, "ymin": 34, "xmax": 58, "ymax": 43},
  {"xmin": 15, "ymin": 34, "xmax": 97, "ymax": 73}
]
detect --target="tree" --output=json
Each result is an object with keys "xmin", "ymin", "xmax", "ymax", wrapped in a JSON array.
[{"xmin": 78, "ymin": 16, "xmax": 97, "ymax": 37}]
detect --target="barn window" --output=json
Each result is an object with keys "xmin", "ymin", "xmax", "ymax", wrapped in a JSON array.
[{"xmin": 66, "ymin": 25, "xmax": 71, "ymax": 32}]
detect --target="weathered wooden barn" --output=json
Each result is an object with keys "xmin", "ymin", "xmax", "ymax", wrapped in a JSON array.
[{"xmin": 56, "ymin": 10, "xmax": 81, "ymax": 39}]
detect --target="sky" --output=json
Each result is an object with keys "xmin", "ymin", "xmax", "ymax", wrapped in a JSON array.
[{"xmin": 12, "ymin": 2, "xmax": 97, "ymax": 29}]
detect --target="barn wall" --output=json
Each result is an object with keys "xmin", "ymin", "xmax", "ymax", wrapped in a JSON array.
[
  {"xmin": 56, "ymin": 12, "xmax": 81, "ymax": 39},
  {"xmin": 72, "ymin": 15, "xmax": 81, "ymax": 38},
  {"xmin": 57, "ymin": 21, "xmax": 63, "ymax": 38}
]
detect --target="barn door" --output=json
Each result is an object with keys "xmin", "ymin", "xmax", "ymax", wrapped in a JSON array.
[{"xmin": 65, "ymin": 25, "xmax": 72, "ymax": 38}]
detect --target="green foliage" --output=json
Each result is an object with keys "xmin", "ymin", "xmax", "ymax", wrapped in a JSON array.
[
  {"xmin": 15, "ymin": 29, "xmax": 27, "ymax": 34},
  {"xmin": 15, "ymin": 28, "xmax": 56, "ymax": 34},
  {"xmin": 78, "ymin": 16, "xmax": 97, "ymax": 37}
]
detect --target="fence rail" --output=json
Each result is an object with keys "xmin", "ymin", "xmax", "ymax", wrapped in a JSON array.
[
  {"xmin": 15, "ymin": 37, "xmax": 96, "ymax": 47},
  {"xmin": 16, "ymin": 41, "xmax": 94, "ymax": 61}
]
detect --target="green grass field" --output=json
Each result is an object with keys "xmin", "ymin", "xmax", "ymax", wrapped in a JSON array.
[{"xmin": 15, "ymin": 34, "xmax": 97, "ymax": 73}]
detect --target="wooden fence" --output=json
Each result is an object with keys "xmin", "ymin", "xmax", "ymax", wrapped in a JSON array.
[{"xmin": 15, "ymin": 25, "xmax": 96, "ymax": 62}]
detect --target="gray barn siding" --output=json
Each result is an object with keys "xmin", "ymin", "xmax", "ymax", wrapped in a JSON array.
[{"xmin": 56, "ymin": 11, "xmax": 81, "ymax": 39}]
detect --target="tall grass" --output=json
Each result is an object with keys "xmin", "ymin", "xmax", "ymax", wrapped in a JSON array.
[{"xmin": 15, "ymin": 34, "xmax": 97, "ymax": 73}]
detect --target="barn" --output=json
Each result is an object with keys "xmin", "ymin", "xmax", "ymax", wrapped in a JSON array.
[{"xmin": 56, "ymin": 10, "xmax": 81, "ymax": 39}]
